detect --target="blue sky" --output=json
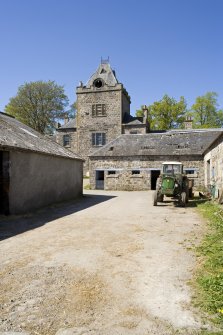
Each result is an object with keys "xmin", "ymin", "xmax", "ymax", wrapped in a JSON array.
[{"xmin": 0, "ymin": 0, "xmax": 223, "ymax": 115}]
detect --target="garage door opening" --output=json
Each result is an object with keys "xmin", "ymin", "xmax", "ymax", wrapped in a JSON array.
[
  {"xmin": 96, "ymin": 170, "xmax": 104, "ymax": 190},
  {"xmin": 151, "ymin": 170, "xmax": 160, "ymax": 190},
  {"xmin": 0, "ymin": 151, "xmax": 10, "ymax": 215}
]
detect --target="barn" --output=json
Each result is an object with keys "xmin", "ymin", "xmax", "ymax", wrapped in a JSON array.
[
  {"xmin": 89, "ymin": 129, "xmax": 223, "ymax": 191},
  {"xmin": 0, "ymin": 112, "xmax": 83, "ymax": 215}
]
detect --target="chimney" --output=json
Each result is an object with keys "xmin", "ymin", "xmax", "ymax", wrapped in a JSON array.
[
  {"xmin": 142, "ymin": 105, "xmax": 149, "ymax": 124},
  {"xmin": 64, "ymin": 113, "xmax": 69, "ymax": 125},
  {"xmin": 184, "ymin": 116, "xmax": 193, "ymax": 129},
  {"xmin": 54, "ymin": 121, "xmax": 61, "ymax": 129}
]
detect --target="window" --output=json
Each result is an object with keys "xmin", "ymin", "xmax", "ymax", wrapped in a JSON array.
[
  {"xmin": 185, "ymin": 170, "xmax": 195, "ymax": 174},
  {"xmin": 163, "ymin": 164, "xmax": 181, "ymax": 174},
  {"xmin": 108, "ymin": 170, "xmax": 116, "ymax": 175},
  {"xmin": 63, "ymin": 134, "xmax": 70, "ymax": 146},
  {"xmin": 132, "ymin": 170, "xmax": 140, "ymax": 175},
  {"xmin": 92, "ymin": 132, "xmax": 106, "ymax": 146},
  {"xmin": 184, "ymin": 168, "xmax": 197, "ymax": 175},
  {"xmin": 92, "ymin": 104, "xmax": 106, "ymax": 117}
]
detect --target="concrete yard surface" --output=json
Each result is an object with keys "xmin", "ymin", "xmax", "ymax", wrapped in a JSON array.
[{"xmin": 0, "ymin": 190, "xmax": 211, "ymax": 335}]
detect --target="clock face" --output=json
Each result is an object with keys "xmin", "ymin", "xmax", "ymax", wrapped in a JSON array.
[{"xmin": 93, "ymin": 79, "xmax": 103, "ymax": 88}]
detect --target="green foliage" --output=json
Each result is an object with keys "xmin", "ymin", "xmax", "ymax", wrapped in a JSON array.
[
  {"xmin": 137, "ymin": 95, "xmax": 187, "ymax": 130},
  {"xmin": 84, "ymin": 183, "xmax": 91, "ymax": 190},
  {"xmin": 195, "ymin": 201, "xmax": 223, "ymax": 326},
  {"xmin": 137, "ymin": 91, "xmax": 223, "ymax": 130},
  {"xmin": 66, "ymin": 101, "xmax": 77, "ymax": 119},
  {"xmin": 191, "ymin": 92, "xmax": 223, "ymax": 128},
  {"xmin": 5, "ymin": 81, "xmax": 69, "ymax": 134}
]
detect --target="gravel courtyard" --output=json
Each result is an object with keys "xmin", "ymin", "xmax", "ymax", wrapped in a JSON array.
[{"xmin": 0, "ymin": 190, "xmax": 208, "ymax": 335}]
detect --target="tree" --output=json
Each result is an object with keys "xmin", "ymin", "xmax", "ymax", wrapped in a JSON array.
[
  {"xmin": 5, "ymin": 81, "xmax": 69, "ymax": 134},
  {"xmin": 190, "ymin": 92, "xmax": 223, "ymax": 128},
  {"xmin": 66, "ymin": 101, "xmax": 77, "ymax": 119},
  {"xmin": 136, "ymin": 95, "xmax": 187, "ymax": 130}
]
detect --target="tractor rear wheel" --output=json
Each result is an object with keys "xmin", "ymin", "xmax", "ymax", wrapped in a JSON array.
[
  {"xmin": 153, "ymin": 191, "xmax": 158, "ymax": 206},
  {"xmin": 179, "ymin": 191, "xmax": 186, "ymax": 207},
  {"xmin": 186, "ymin": 188, "xmax": 189, "ymax": 203},
  {"xmin": 189, "ymin": 188, "xmax": 193, "ymax": 198}
]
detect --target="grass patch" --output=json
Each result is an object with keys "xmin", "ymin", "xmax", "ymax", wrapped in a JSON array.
[
  {"xmin": 84, "ymin": 183, "xmax": 91, "ymax": 190},
  {"xmin": 195, "ymin": 200, "xmax": 223, "ymax": 328}
]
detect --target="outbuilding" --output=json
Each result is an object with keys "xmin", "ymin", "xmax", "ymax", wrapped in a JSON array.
[
  {"xmin": 204, "ymin": 132, "xmax": 223, "ymax": 199},
  {"xmin": 89, "ymin": 129, "xmax": 223, "ymax": 191},
  {"xmin": 0, "ymin": 112, "xmax": 83, "ymax": 215}
]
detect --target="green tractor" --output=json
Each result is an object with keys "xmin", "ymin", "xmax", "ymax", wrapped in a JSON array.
[{"xmin": 153, "ymin": 162, "xmax": 191, "ymax": 207}]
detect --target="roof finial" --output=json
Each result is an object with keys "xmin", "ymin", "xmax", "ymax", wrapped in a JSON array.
[{"xmin": 101, "ymin": 57, "xmax": 110, "ymax": 64}]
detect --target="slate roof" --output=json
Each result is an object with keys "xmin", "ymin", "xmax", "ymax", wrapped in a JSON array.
[
  {"xmin": 90, "ymin": 129, "xmax": 223, "ymax": 158},
  {"xmin": 0, "ymin": 113, "xmax": 83, "ymax": 160},
  {"xmin": 122, "ymin": 112, "xmax": 143, "ymax": 125},
  {"xmin": 125, "ymin": 119, "xmax": 143, "ymax": 125},
  {"xmin": 58, "ymin": 118, "xmax": 76, "ymax": 129},
  {"xmin": 86, "ymin": 62, "xmax": 118, "ymax": 87}
]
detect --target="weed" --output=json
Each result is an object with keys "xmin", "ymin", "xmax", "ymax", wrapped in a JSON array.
[{"xmin": 84, "ymin": 183, "xmax": 91, "ymax": 190}]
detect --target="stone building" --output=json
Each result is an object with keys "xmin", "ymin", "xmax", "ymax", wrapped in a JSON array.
[
  {"xmin": 89, "ymin": 130, "xmax": 223, "ymax": 191},
  {"xmin": 55, "ymin": 61, "xmax": 223, "ymax": 192},
  {"xmin": 56, "ymin": 60, "xmax": 148, "ymax": 174},
  {"xmin": 0, "ymin": 112, "xmax": 83, "ymax": 215},
  {"xmin": 204, "ymin": 132, "xmax": 223, "ymax": 198},
  {"xmin": 56, "ymin": 118, "xmax": 77, "ymax": 152}
]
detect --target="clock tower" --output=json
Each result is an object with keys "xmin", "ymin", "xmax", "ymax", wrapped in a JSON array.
[{"xmin": 76, "ymin": 60, "xmax": 131, "ymax": 174}]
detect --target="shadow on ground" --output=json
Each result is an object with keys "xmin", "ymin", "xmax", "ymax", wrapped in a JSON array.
[
  {"xmin": 155, "ymin": 198, "xmax": 209, "ymax": 208},
  {"xmin": 185, "ymin": 198, "xmax": 210, "ymax": 208},
  {"xmin": 0, "ymin": 193, "xmax": 116, "ymax": 241}
]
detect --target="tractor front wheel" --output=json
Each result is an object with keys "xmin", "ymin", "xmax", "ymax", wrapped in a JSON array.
[
  {"xmin": 153, "ymin": 191, "xmax": 158, "ymax": 206},
  {"xmin": 179, "ymin": 191, "xmax": 186, "ymax": 207}
]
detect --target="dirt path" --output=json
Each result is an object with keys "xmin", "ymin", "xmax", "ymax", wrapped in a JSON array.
[{"xmin": 0, "ymin": 191, "xmax": 207, "ymax": 335}]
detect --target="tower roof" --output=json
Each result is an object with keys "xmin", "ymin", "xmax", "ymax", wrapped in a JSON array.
[{"xmin": 86, "ymin": 62, "xmax": 118, "ymax": 88}]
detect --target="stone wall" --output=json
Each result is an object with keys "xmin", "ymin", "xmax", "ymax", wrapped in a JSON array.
[
  {"xmin": 122, "ymin": 90, "xmax": 131, "ymax": 118},
  {"xmin": 89, "ymin": 155, "xmax": 204, "ymax": 191},
  {"xmin": 204, "ymin": 134, "xmax": 223, "ymax": 197}
]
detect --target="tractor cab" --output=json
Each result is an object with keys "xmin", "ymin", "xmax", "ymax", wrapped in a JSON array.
[{"xmin": 162, "ymin": 162, "xmax": 183, "ymax": 175}]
